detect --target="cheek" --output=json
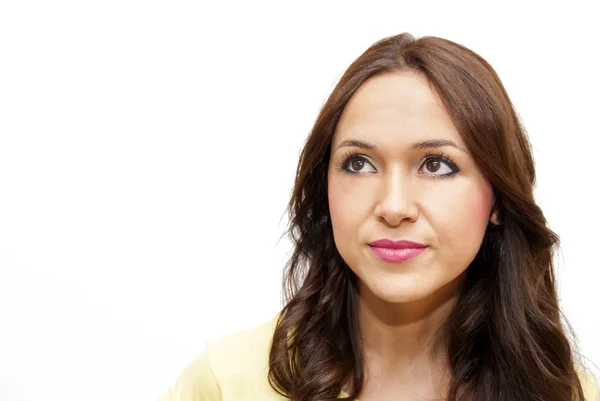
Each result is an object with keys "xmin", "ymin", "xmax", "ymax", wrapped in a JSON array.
[
  {"xmin": 433, "ymin": 180, "xmax": 494, "ymax": 250},
  {"xmin": 328, "ymin": 177, "xmax": 351, "ymax": 232},
  {"xmin": 328, "ymin": 173, "xmax": 369, "ymax": 242}
]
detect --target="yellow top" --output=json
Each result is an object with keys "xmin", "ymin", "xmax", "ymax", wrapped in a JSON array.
[{"xmin": 158, "ymin": 314, "xmax": 600, "ymax": 401}]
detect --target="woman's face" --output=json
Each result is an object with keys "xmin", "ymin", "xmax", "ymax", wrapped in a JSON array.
[{"xmin": 327, "ymin": 70, "xmax": 495, "ymax": 305}]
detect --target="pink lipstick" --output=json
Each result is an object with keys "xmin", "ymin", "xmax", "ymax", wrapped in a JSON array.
[{"xmin": 368, "ymin": 239, "xmax": 428, "ymax": 263}]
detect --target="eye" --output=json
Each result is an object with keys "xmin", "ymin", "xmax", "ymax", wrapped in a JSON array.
[
  {"xmin": 337, "ymin": 150, "xmax": 460, "ymax": 177},
  {"xmin": 339, "ymin": 153, "xmax": 376, "ymax": 174},
  {"xmin": 419, "ymin": 154, "xmax": 459, "ymax": 178}
]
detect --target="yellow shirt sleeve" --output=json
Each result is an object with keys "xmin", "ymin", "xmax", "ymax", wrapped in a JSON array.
[
  {"xmin": 158, "ymin": 344, "xmax": 221, "ymax": 401},
  {"xmin": 578, "ymin": 365, "xmax": 600, "ymax": 401}
]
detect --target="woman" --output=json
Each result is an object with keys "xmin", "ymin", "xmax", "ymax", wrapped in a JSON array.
[{"xmin": 159, "ymin": 33, "xmax": 600, "ymax": 401}]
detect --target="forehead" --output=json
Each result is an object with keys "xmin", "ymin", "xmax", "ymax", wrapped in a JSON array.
[{"xmin": 334, "ymin": 70, "xmax": 464, "ymax": 149}]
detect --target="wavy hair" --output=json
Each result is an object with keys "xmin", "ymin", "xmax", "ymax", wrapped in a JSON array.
[{"xmin": 267, "ymin": 33, "xmax": 586, "ymax": 401}]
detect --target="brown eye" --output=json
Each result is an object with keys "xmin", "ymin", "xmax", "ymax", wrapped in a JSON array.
[
  {"xmin": 340, "ymin": 154, "xmax": 376, "ymax": 174},
  {"xmin": 351, "ymin": 159, "xmax": 364, "ymax": 171},
  {"xmin": 419, "ymin": 156, "xmax": 458, "ymax": 177},
  {"xmin": 425, "ymin": 159, "xmax": 441, "ymax": 173}
]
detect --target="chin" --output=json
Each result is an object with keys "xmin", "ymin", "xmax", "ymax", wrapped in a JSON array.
[
  {"xmin": 362, "ymin": 275, "xmax": 435, "ymax": 304},
  {"xmin": 375, "ymin": 289, "xmax": 430, "ymax": 304}
]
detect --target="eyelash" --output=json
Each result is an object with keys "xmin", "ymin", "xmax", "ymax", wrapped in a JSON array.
[{"xmin": 336, "ymin": 149, "xmax": 460, "ymax": 179}]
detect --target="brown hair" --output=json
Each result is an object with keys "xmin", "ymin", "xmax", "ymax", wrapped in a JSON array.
[{"xmin": 268, "ymin": 33, "xmax": 586, "ymax": 401}]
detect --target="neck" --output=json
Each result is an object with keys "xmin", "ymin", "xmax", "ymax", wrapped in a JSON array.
[{"xmin": 356, "ymin": 274, "xmax": 464, "ymax": 380}]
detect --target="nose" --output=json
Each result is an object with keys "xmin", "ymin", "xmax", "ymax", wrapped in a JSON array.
[{"xmin": 373, "ymin": 168, "xmax": 419, "ymax": 227}]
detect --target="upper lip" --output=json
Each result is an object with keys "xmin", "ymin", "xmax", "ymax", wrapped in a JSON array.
[{"xmin": 368, "ymin": 239, "xmax": 427, "ymax": 249}]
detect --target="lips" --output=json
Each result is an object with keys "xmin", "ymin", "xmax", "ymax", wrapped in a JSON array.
[
  {"xmin": 368, "ymin": 239, "xmax": 428, "ymax": 263},
  {"xmin": 368, "ymin": 239, "xmax": 427, "ymax": 249}
]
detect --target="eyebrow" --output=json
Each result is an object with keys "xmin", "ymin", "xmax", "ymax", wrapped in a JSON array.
[{"xmin": 334, "ymin": 138, "xmax": 466, "ymax": 153}]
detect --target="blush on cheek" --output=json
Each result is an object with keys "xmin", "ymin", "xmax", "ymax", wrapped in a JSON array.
[
  {"xmin": 329, "ymin": 195, "xmax": 350, "ymax": 229},
  {"xmin": 470, "ymin": 183, "xmax": 495, "ymax": 226},
  {"xmin": 328, "ymin": 171, "xmax": 353, "ymax": 224},
  {"xmin": 328, "ymin": 185, "xmax": 343, "ymax": 225}
]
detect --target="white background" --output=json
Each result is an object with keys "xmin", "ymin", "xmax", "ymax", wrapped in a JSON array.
[{"xmin": 0, "ymin": 1, "xmax": 598, "ymax": 400}]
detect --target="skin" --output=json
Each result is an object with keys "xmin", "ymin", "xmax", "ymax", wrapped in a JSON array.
[{"xmin": 327, "ymin": 70, "xmax": 497, "ymax": 400}]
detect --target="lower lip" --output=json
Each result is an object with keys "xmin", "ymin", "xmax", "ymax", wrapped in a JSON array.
[{"xmin": 369, "ymin": 246, "xmax": 428, "ymax": 263}]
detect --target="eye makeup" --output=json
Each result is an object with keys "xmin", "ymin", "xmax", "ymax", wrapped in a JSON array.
[{"xmin": 335, "ymin": 148, "xmax": 460, "ymax": 179}]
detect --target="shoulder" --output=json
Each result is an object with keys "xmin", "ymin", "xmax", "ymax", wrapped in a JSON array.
[
  {"xmin": 207, "ymin": 313, "xmax": 279, "ymax": 379},
  {"xmin": 159, "ymin": 313, "xmax": 283, "ymax": 401},
  {"xmin": 575, "ymin": 364, "xmax": 600, "ymax": 401}
]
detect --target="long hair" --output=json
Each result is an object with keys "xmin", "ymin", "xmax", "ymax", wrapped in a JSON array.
[{"xmin": 267, "ymin": 33, "xmax": 586, "ymax": 401}]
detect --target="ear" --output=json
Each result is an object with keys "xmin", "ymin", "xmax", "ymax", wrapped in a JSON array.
[
  {"xmin": 490, "ymin": 210, "xmax": 501, "ymax": 225},
  {"xmin": 489, "ymin": 195, "xmax": 501, "ymax": 225}
]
